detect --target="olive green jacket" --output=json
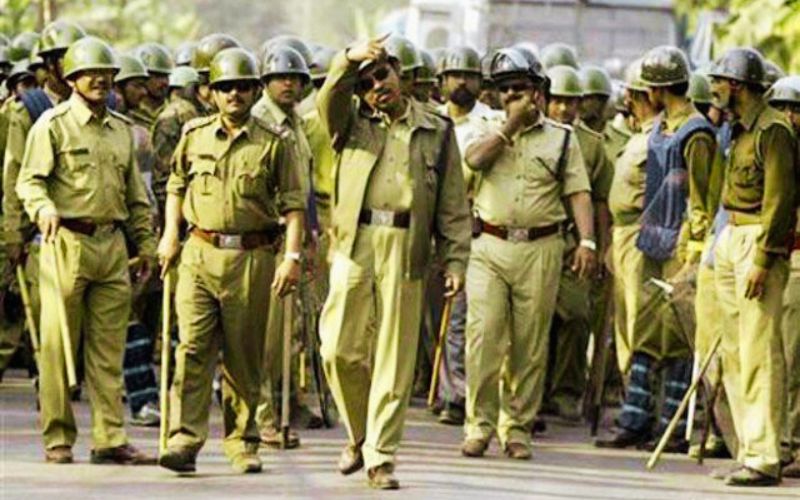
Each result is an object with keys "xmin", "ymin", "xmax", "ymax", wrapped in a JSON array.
[{"xmin": 316, "ymin": 51, "xmax": 471, "ymax": 280}]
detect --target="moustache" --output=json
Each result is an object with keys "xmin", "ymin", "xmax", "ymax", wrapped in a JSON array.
[{"xmin": 449, "ymin": 86, "xmax": 476, "ymax": 106}]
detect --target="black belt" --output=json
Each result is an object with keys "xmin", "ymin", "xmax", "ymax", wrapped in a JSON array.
[
  {"xmin": 358, "ymin": 209, "xmax": 411, "ymax": 228},
  {"xmin": 60, "ymin": 218, "xmax": 121, "ymax": 236},
  {"xmin": 473, "ymin": 217, "xmax": 560, "ymax": 243}
]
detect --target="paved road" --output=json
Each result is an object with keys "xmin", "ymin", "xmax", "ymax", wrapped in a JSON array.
[{"xmin": 1, "ymin": 370, "xmax": 799, "ymax": 499}]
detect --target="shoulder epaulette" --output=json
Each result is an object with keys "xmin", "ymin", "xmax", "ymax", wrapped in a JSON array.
[
  {"xmin": 253, "ymin": 115, "xmax": 291, "ymax": 139},
  {"xmin": 49, "ymin": 100, "xmax": 71, "ymax": 118},
  {"xmin": 545, "ymin": 117, "xmax": 573, "ymax": 132},
  {"xmin": 182, "ymin": 115, "xmax": 216, "ymax": 135},
  {"xmin": 576, "ymin": 120, "xmax": 604, "ymax": 140}
]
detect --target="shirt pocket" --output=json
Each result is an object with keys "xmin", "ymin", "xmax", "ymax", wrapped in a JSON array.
[
  {"xmin": 730, "ymin": 153, "xmax": 763, "ymax": 205},
  {"xmin": 235, "ymin": 159, "xmax": 270, "ymax": 202},
  {"xmin": 188, "ymin": 156, "xmax": 220, "ymax": 196},
  {"xmin": 58, "ymin": 146, "xmax": 95, "ymax": 191}
]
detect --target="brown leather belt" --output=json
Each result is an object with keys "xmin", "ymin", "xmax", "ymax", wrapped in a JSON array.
[
  {"xmin": 60, "ymin": 218, "xmax": 121, "ymax": 236},
  {"xmin": 191, "ymin": 228, "xmax": 280, "ymax": 250},
  {"xmin": 475, "ymin": 217, "xmax": 560, "ymax": 243},
  {"xmin": 358, "ymin": 209, "xmax": 411, "ymax": 229},
  {"xmin": 726, "ymin": 210, "xmax": 760, "ymax": 226}
]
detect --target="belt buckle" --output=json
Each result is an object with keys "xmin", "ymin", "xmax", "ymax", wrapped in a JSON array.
[
  {"xmin": 370, "ymin": 209, "xmax": 394, "ymax": 227},
  {"xmin": 508, "ymin": 228, "xmax": 529, "ymax": 243},
  {"xmin": 218, "ymin": 234, "xmax": 243, "ymax": 249}
]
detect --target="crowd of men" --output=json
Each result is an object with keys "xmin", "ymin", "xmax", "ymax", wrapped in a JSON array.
[{"xmin": 0, "ymin": 19, "xmax": 799, "ymax": 491}]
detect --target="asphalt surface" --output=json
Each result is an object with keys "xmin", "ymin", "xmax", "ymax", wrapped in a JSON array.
[{"xmin": 1, "ymin": 369, "xmax": 799, "ymax": 500}]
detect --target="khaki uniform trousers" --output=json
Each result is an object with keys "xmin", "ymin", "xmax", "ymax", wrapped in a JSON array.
[
  {"xmin": 782, "ymin": 251, "xmax": 800, "ymax": 461},
  {"xmin": 319, "ymin": 225, "xmax": 423, "ymax": 469},
  {"xmin": 39, "ymin": 228, "xmax": 131, "ymax": 450},
  {"xmin": 168, "ymin": 235, "xmax": 275, "ymax": 458},
  {"xmin": 715, "ymin": 224, "xmax": 788, "ymax": 477},
  {"xmin": 465, "ymin": 232, "xmax": 564, "ymax": 448},
  {"xmin": 0, "ymin": 237, "xmax": 40, "ymax": 371}
]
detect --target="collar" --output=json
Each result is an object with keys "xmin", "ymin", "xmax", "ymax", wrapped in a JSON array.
[
  {"xmin": 69, "ymin": 93, "xmax": 115, "ymax": 129},
  {"xmin": 662, "ymin": 100, "xmax": 695, "ymax": 132},
  {"xmin": 261, "ymin": 92, "xmax": 295, "ymax": 127},
  {"xmin": 735, "ymin": 95, "xmax": 766, "ymax": 132},
  {"xmin": 372, "ymin": 98, "xmax": 438, "ymax": 131},
  {"xmin": 213, "ymin": 114, "xmax": 254, "ymax": 141}
]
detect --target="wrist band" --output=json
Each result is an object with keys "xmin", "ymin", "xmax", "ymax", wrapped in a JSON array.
[
  {"xmin": 284, "ymin": 251, "xmax": 301, "ymax": 262},
  {"xmin": 579, "ymin": 239, "xmax": 597, "ymax": 251}
]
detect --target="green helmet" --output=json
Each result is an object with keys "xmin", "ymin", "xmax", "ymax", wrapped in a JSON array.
[
  {"xmin": 209, "ymin": 47, "xmax": 259, "ymax": 86},
  {"xmin": 688, "ymin": 72, "xmax": 712, "ymax": 104},
  {"xmin": 260, "ymin": 35, "xmax": 312, "ymax": 67},
  {"xmin": 62, "ymin": 37, "xmax": 118, "ymax": 79},
  {"xmin": 0, "ymin": 46, "xmax": 10, "ymax": 67},
  {"xmin": 174, "ymin": 42, "xmax": 197, "ymax": 67},
  {"xmin": 416, "ymin": 49, "xmax": 437, "ymax": 83},
  {"xmin": 610, "ymin": 79, "xmax": 627, "ymax": 112},
  {"xmin": 541, "ymin": 42, "xmax": 578, "ymax": 70},
  {"xmin": 261, "ymin": 45, "xmax": 310, "ymax": 81},
  {"xmin": 580, "ymin": 65, "xmax": 613, "ymax": 96},
  {"xmin": 767, "ymin": 75, "xmax": 800, "ymax": 105},
  {"xmin": 9, "ymin": 32, "xmax": 40, "ymax": 62},
  {"xmin": 547, "ymin": 65, "xmax": 583, "ymax": 97},
  {"xmin": 439, "ymin": 46, "xmax": 481, "ymax": 76},
  {"xmin": 707, "ymin": 48, "xmax": 765, "ymax": 86},
  {"xmin": 134, "ymin": 43, "xmax": 174, "ymax": 75},
  {"xmin": 169, "ymin": 65, "xmax": 200, "ymax": 88},
  {"xmin": 114, "ymin": 54, "xmax": 148, "ymax": 83},
  {"xmin": 640, "ymin": 45, "xmax": 690, "ymax": 87},
  {"xmin": 763, "ymin": 60, "xmax": 785, "ymax": 88},
  {"xmin": 192, "ymin": 33, "xmax": 241, "ymax": 73},
  {"xmin": 39, "ymin": 20, "xmax": 86, "ymax": 57},
  {"xmin": 5, "ymin": 59, "xmax": 34, "ymax": 90},
  {"xmin": 310, "ymin": 46, "xmax": 335, "ymax": 81},
  {"xmin": 384, "ymin": 34, "xmax": 421, "ymax": 74},
  {"xmin": 624, "ymin": 58, "xmax": 648, "ymax": 92},
  {"xmin": 490, "ymin": 48, "xmax": 544, "ymax": 82}
]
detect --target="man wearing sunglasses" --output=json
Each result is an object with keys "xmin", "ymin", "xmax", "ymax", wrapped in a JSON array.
[
  {"xmin": 316, "ymin": 34, "xmax": 471, "ymax": 489},
  {"xmin": 460, "ymin": 48, "xmax": 595, "ymax": 461},
  {"xmin": 157, "ymin": 47, "xmax": 305, "ymax": 475}
]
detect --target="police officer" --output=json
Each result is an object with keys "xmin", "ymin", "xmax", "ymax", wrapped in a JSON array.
[
  {"xmin": 16, "ymin": 36, "xmax": 157, "ymax": 465},
  {"xmin": 543, "ymin": 64, "xmax": 613, "ymax": 422},
  {"xmin": 190, "ymin": 33, "xmax": 241, "ymax": 114},
  {"xmin": 132, "ymin": 43, "xmax": 174, "ymax": 125},
  {"xmin": 461, "ymin": 48, "xmax": 595, "ymax": 460},
  {"xmin": 316, "ymin": 34, "xmax": 470, "ymax": 489},
  {"xmin": 767, "ymin": 75, "xmax": 800, "ymax": 479},
  {"xmin": 253, "ymin": 43, "xmax": 315, "ymax": 448},
  {"xmin": 434, "ymin": 46, "xmax": 500, "ymax": 426},
  {"xmin": 598, "ymin": 46, "xmax": 717, "ymax": 452},
  {"xmin": 579, "ymin": 65, "xmax": 613, "ymax": 133},
  {"xmin": 708, "ymin": 48, "xmax": 796, "ymax": 486},
  {"xmin": 157, "ymin": 47, "xmax": 305, "ymax": 474},
  {"xmin": 113, "ymin": 55, "xmax": 151, "ymax": 127},
  {"xmin": 412, "ymin": 49, "xmax": 438, "ymax": 104},
  {"xmin": 151, "ymin": 66, "xmax": 205, "ymax": 215},
  {"xmin": 2, "ymin": 21, "xmax": 86, "ymax": 381}
]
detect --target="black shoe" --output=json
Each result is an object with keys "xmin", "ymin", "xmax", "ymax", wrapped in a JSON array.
[
  {"xmin": 532, "ymin": 418, "xmax": 547, "ymax": 436},
  {"xmin": 725, "ymin": 466, "xmax": 780, "ymax": 487},
  {"xmin": 640, "ymin": 436, "xmax": 689, "ymax": 454},
  {"xmin": 158, "ymin": 446, "xmax": 197, "ymax": 473},
  {"xmin": 438, "ymin": 404, "xmax": 465, "ymax": 426},
  {"xmin": 594, "ymin": 429, "xmax": 650, "ymax": 449}
]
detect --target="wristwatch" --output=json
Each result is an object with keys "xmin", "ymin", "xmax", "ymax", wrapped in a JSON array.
[
  {"xmin": 284, "ymin": 251, "xmax": 301, "ymax": 263},
  {"xmin": 579, "ymin": 239, "xmax": 597, "ymax": 252}
]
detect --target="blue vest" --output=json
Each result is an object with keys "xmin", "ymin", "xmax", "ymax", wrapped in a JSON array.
[
  {"xmin": 19, "ymin": 88, "xmax": 53, "ymax": 123},
  {"xmin": 636, "ymin": 115, "xmax": 715, "ymax": 261}
]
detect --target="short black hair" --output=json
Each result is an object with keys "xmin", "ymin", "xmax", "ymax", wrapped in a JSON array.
[{"xmin": 665, "ymin": 82, "xmax": 689, "ymax": 97}]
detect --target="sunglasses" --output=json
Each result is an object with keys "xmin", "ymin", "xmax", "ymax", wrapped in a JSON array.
[
  {"xmin": 497, "ymin": 82, "xmax": 534, "ymax": 94},
  {"xmin": 213, "ymin": 81, "xmax": 257, "ymax": 93},
  {"xmin": 358, "ymin": 67, "xmax": 391, "ymax": 93}
]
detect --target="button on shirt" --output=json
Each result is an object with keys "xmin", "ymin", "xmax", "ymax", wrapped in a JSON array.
[{"xmin": 465, "ymin": 115, "xmax": 590, "ymax": 228}]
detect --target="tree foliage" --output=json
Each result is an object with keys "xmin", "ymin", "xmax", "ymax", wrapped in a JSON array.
[{"xmin": 677, "ymin": 0, "xmax": 800, "ymax": 72}]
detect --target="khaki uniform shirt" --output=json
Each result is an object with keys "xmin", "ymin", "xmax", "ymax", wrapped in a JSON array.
[
  {"xmin": 152, "ymin": 95, "xmax": 204, "ymax": 209},
  {"xmin": 316, "ymin": 50, "xmax": 471, "ymax": 280},
  {"xmin": 16, "ymin": 94, "xmax": 156, "ymax": 256},
  {"xmin": 575, "ymin": 119, "xmax": 613, "ymax": 202},
  {"xmin": 608, "ymin": 118, "xmax": 654, "ymax": 225},
  {"xmin": 465, "ymin": 115, "xmax": 591, "ymax": 228},
  {"xmin": 363, "ymin": 104, "xmax": 414, "ymax": 212},
  {"xmin": 722, "ymin": 96, "xmax": 797, "ymax": 268},
  {"xmin": 604, "ymin": 113, "xmax": 633, "ymax": 163},
  {"xmin": 302, "ymin": 108, "xmax": 334, "ymax": 199},
  {"xmin": 166, "ymin": 114, "xmax": 305, "ymax": 233},
  {"xmin": 3, "ymin": 85, "xmax": 64, "ymax": 244}
]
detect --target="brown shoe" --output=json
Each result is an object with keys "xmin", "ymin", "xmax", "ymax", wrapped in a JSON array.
[
  {"xmin": 783, "ymin": 460, "xmax": 800, "ymax": 478},
  {"xmin": 91, "ymin": 443, "xmax": 156, "ymax": 465},
  {"xmin": 229, "ymin": 443, "xmax": 262, "ymax": 474},
  {"xmin": 338, "ymin": 443, "xmax": 364, "ymax": 475},
  {"xmin": 260, "ymin": 426, "xmax": 300, "ymax": 450},
  {"xmin": 367, "ymin": 463, "xmax": 400, "ymax": 490},
  {"xmin": 504, "ymin": 442, "xmax": 532, "ymax": 460},
  {"xmin": 461, "ymin": 438, "xmax": 489, "ymax": 458},
  {"xmin": 158, "ymin": 446, "xmax": 197, "ymax": 473},
  {"xmin": 724, "ymin": 466, "xmax": 780, "ymax": 487},
  {"xmin": 45, "ymin": 446, "xmax": 73, "ymax": 464}
]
